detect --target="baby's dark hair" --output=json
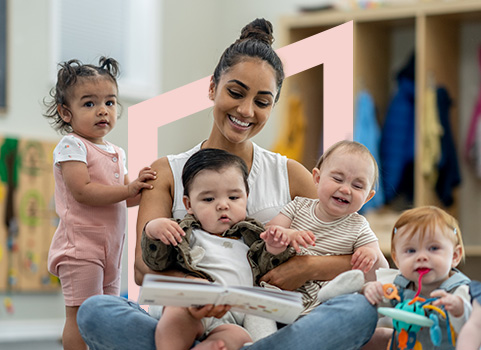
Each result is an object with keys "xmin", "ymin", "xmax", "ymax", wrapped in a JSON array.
[
  {"xmin": 182, "ymin": 148, "xmax": 249, "ymax": 197},
  {"xmin": 43, "ymin": 56, "xmax": 120, "ymax": 134},
  {"xmin": 212, "ymin": 18, "xmax": 284, "ymax": 103}
]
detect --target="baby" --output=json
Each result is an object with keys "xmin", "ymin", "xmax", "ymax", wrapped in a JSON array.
[
  {"xmin": 262, "ymin": 140, "xmax": 389, "ymax": 314},
  {"xmin": 363, "ymin": 206, "xmax": 471, "ymax": 349}
]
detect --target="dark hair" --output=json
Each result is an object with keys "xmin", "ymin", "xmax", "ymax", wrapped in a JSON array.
[
  {"xmin": 182, "ymin": 148, "xmax": 249, "ymax": 197},
  {"xmin": 43, "ymin": 56, "xmax": 120, "ymax": 134},
  {"xmin": 212, "ymin": 18, "xmax": 284, "ymax": 103}
]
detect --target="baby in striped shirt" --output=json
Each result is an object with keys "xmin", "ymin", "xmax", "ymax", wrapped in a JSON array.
[{"xmin": 261, "ymin": 140, "xmax": 389, "ymax": 314}]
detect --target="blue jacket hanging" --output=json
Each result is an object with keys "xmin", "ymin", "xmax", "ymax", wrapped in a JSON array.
[
  {"xmin": 354, "ymin": 90, "xmax": 385, "ymax": 212},
  {"xmin": 380, "ymin": 54, "xmax": 416, "ymax": 204}
]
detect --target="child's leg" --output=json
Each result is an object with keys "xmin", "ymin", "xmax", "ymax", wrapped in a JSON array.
[
  {"xmin": 57, "ymin": 259, "xmax": 105, "ymax": 350},
  {"xmin": 63, "ymin": 306, "xmax": 87, "ymax": 350},
  {"xmin": 155, "ymin": 306, "xmax": 204, "ymax": 350},
  {"xmin": 192, "ymin": 324, "xmax": 252, "ymax": 350}
]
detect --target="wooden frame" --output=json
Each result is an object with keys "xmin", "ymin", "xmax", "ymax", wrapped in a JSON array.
[{"xmin": 0, "ymin": 0, "xmax": 6, "ymax": 112}]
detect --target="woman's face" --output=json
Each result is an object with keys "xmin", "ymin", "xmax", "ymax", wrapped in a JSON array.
[{"xmin": 209, "ymin": 59, "xmax": 278, "ymax": 144}]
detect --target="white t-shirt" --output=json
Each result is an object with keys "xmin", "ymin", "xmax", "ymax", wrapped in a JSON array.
[{"xmin": 54, "ymin": 134, "xmax": 128, "ymax": 175}]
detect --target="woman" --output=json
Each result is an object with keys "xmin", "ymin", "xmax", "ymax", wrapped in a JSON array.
[{"xmin": 78, "ymin": 18, "xmax": 377, "ymax": 350}]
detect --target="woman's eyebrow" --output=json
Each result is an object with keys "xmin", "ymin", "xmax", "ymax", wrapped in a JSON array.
[{"xmin": 228, "ymin": 79, "xmax": 274, "ymax": 97}]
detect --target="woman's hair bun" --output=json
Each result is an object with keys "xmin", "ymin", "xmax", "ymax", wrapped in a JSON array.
[{"xmin": 239, "ymin": 18, "xmax": 274, "ymax": 46}]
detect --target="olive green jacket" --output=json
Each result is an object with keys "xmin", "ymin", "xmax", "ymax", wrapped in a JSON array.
[{"xmin": 141, "ymin": 214, "xmax": 291, "ymax": 284}]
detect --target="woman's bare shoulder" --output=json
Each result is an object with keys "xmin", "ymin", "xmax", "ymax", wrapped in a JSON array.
[{"xmin": 286, "ymin": 159, "xmax": 317, "ymax": 199}]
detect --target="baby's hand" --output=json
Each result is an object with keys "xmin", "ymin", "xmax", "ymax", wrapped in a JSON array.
[
  {"xmin": 127, "ymin": 166, "xmax": 156, "ymax": 198},
  {"xmin": 351, "ymin": 246, "xmax": 378, "ymax": 273},
  {"xmin": 260, "ymin": 226, "xmax": 290, "ymax": 255},
  {"xmin": 145, "ymin": 218, "xmax": 185, "ymax": 246},
  {"xmin": 287, "ymin": 229, "xmax": 315, "ymax": 253},
  {"xmin": 261, "ymin": 226, "xmax": 290, "ymax": 248},
  {"xmin": 362, "ymin": 281, "xmax": 384, "ymax": 305},
  {"xmin": 431, "ymin": 290, "xmax": 465, "ymax": 317}
]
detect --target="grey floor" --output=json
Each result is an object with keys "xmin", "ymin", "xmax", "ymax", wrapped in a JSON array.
[{"xmin": 1, "ymin": 340, "xmax": 64, "ymax": 350}]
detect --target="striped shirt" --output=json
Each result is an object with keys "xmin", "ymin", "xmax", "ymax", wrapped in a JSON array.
[{"xmin": 281, "ymin": 196, "xmax": 378, "ymax": 314}]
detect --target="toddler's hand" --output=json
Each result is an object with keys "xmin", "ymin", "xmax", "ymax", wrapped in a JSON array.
[
  {"xmin": 362, "ymin": 281, "xmax": 384, "ymax": 305},
  {"xmin": 127, "ymin": 166, "xmax": 156, "ymax": 197},
  {"xmin": 351, "ymin": 246, "xmax": 378, "ymax": 273},
  {"xmin": 431, "ymin": 290, "xmax": 465, "ymax": 317},
  {"xmin": 145, "ymin": 218, "xmax": 185, "ymax": 246}
]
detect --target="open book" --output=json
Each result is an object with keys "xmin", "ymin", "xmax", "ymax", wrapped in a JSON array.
[{"xmin": 138, "ymin": 274, "xmax": 304, "ymax": 324}]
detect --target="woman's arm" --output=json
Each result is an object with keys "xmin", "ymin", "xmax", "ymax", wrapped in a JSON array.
[
  {"xmin": 134, "ymin": 157, "xmax": 183, "ymax": 285},
  {"xmin": 260, "ymin": 254, "xmax": 352, "ymax": 291},
  {"xmin": 260, "ymin": 159, "xmax": 352, "ymax": 290},
  {"xmin": 286, "ymin": 159, "xmax": 317, "ymax": 199}
]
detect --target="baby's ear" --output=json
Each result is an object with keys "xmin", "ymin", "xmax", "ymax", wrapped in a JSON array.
[
  {"xmin": 312, "ymin": 167, "xmax": 321, "ymax": 185},
  {"xmin": 182, "ymin": 195, "xmax": 194, "ymax": 214},
  {"xmin": 57, "ymin": 104, "xmax": 72, "ymax": 123},
  {"xmin": 452, "ymin": 244, "xmax": 463, "ymax": 268},
  {"xmin": 364, "ymin": 190, "xmax": 376, "ymax": 204}
]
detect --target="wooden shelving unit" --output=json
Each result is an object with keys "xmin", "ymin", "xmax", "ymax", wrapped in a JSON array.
[{"xmin": 278, "ymin": 1, "xmax": 481, "ymax": 277}]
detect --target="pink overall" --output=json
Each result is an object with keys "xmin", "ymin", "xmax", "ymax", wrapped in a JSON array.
[{"xmin": 48, "ymin": 135, "xmax": 126, "ymax": 306}]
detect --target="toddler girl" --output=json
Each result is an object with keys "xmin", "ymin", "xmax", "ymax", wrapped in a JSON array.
[
  {"xmin": 363, "ymin": 206, "xmax": 471, "ymax": 349},
  {"xmin": 44, "ymin": 57, "xmax": 155, "ymax": 350}
]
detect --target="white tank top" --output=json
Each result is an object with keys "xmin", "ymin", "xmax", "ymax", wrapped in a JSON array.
[{"xmin": 167, "ymin": 142, "xmax": 291, "ymax": 224}]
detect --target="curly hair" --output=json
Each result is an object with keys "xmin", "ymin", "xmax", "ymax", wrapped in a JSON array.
[{"xmin": 44, "ymin": 56, "xmax": 120, "ymax": 134}]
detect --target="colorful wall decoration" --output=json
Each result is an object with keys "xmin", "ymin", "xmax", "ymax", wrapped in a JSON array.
[{"xmin": 0, "ymin": 136, "xmax": 60, "ymax": 292}]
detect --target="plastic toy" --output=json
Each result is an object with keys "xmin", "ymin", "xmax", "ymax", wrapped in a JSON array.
[
  {"xmin": 3, "ymin": 297, "xmax": 14, "ymax": 314},
  {"xmin": 377, "ymin": 269, "xmax": 456, "ymax": 349}
]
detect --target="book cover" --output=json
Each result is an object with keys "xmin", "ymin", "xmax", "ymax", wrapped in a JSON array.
[{"xmin": 138, "ymin": 274, "xmax": 303, "ymax": 324}]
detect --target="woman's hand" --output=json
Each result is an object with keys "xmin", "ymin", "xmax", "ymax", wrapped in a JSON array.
[
  {"xmin": 187, "ymin": 304, "xmax": 232, "ymax": 320},
  {"xmin": 260, "ymin": 254, "xmax": 352, "ymax": 290}
]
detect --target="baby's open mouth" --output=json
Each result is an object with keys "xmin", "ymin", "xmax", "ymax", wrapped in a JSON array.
[{"xmin": 333, "ymin": 196, "xmax": 349, "ymax": 204}]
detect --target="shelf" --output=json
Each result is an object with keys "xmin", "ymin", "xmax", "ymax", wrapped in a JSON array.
[{"xmin": 278, "ymin": 1, "xmax": 481, "ymax": 268}]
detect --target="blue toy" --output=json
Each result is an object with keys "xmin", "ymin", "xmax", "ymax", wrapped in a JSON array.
[{"xmin": 377, "ymin": 269, "xmax": 456, "ymax": 349}]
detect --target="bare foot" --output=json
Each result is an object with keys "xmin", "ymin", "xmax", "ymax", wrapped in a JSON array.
[{"xmin": 192, "ymin": 339, "xmax": 227, "ymax": 350}]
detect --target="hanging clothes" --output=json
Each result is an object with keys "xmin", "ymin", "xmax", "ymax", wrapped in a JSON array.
[
  {"xmin": 435, "ymin": 86, "xmax": 461, "ymax": 207},
  {"xmin": 421, "ymin": 83, "xmax": 443, "ymax": 187},
  {"xmin": 271, "ymin": 94, "xmax": 306, "ymax": 163},
  {"xmin": 465, "ymin": 46, "xmax": 481, "ymax": 178},
  {"xmin": 353, "ymin": 90, "xmax": 385, "ymax": 212},
  {"xmin": 380, "ymin": 53, "xmax": 416, "ymax": 204}
]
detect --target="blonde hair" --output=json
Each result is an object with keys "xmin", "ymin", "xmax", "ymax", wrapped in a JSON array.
[
  {"xmin": 391, "ymin": 206, "xmax": 464, "ymax": 260},
  {"xmin": 315, "ymin": 140, "xmax": 379, "ymax": 192}
]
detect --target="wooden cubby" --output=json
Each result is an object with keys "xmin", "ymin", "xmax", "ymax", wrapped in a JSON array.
[{"xmin": 278, "ymin": 1, "xmax": 481, "ymax": 278}]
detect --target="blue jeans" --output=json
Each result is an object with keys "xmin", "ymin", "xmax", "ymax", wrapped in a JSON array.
[{"xmin": 78, "ymin": 293, "xmax": 377, "ymax": 350}]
